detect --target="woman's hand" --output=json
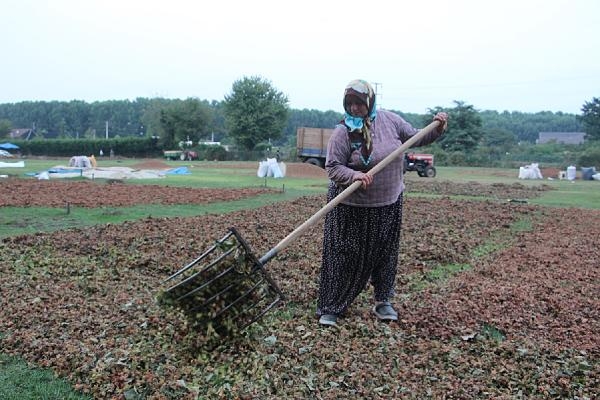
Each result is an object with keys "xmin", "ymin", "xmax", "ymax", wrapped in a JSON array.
[
  {"xmin": 433, "ymin": 112, "xmax": 449, "ymax": 133},
  {"xmin": 353, "ymin": 172, "xmax": 373, "ymax": 189}
]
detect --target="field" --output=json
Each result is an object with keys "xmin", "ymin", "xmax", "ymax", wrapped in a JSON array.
[{"xmin": 0, "ymin": 159, "xmax": 598, "ymax": 399}]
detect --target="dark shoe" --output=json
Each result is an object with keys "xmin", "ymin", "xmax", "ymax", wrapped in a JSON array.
[
  {"xmin": 373, "ymin": 301, "xmax": 398, "ymax": 321},
  {"xmin": 318, "ymin": 314, "xmax": 338, "ymax": 326}
]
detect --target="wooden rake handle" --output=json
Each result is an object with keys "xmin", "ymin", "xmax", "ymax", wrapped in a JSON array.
[{"xmin": 258, "ymin": 120, "xmax": 441, "ymax": 265}]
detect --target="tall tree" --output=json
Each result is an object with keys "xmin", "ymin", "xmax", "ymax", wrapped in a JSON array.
[
  {"xmin": 158, "ymin": 98, "xmax": 212, "ymax": 149},
  {"xmin": 0, "ymin": 119, "xmax": 11, "ymax": 137},
  {"xmin": 578, "ymin": 97, "xmax": 600, "ymax": 141},
  {"xmin": 222, "ymin": 76, "xmax": 289, "ymax": 151},
  {"xmin": 481, "ymin": 128, "xmax": 517, "ymax": 152},
  {"xmin": 429, "ymin": 101, "xmax": 483, "ymax": 152},
  {"xmin": 478, "ymin": 128, "xmax": 518, "ymax": 162}
]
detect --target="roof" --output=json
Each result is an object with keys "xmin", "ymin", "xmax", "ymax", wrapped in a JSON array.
[
  {"xmin": 9, "ymin": 128, "xmax": 33, "ymax": 139},
  {"xmin": 537, "ymin": 132, "xmax": 585, "ymax": 145}
]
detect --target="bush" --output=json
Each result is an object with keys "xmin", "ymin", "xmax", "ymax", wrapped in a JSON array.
[
  {"xmin": 11, "ymin": 137, "xmax": 161, "ymax": 158},
  {"xmin": 196, "ymin": 144, "xmax": 228, "ymax": 161},
  {"xmin": 447, "ymin": 151, "xmax": 467, "ymax": 166},
  {"xmin": 577, "ymin": 145, "xmax": 600, "ymax": 168}
]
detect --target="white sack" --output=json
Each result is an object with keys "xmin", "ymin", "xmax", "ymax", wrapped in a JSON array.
[
  {"xmin": 266, "ymin": 157, "xmax": 284, "ymax": 178},
  {"xmin": 37, "ymin": 171, "xmax": 50, "ymax": 180},
  {"xmin": 257, "ymin": 161, "xmax": 269, "ymax": 178},
  {"xmin": 518, "ymin": 163, "xmax": 543, "ymax": 180},
  {"xmin": 68, "ymin": 156, "xmax": 92, "ymax": 168}
]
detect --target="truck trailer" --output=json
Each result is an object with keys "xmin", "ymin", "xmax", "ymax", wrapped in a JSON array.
[{"xmin": 296, "ymin": 127, "xmax": 334, "ymax": 168}]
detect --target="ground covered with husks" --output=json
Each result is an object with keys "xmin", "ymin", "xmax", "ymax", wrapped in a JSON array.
[{"xmin": 0, "ymin": 177, "xmax": 598, "ymax": 399}]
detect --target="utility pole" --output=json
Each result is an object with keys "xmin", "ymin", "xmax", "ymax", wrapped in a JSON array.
[
  {"xmin": 105, "ymin": 121, "xmax": 108, "ymax": 139},
  {"xmin": 372, "ymin": 82, "xmax": 382, "ymax": 109}
]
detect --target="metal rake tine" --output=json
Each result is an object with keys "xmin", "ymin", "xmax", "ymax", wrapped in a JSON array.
[
  {"xmin": 186, "ymin": 272, "xmax": 267, "ymax": 316},
  {"xmin": 175, "ymin": 263, "xmax": 237, "ymax": 302},
  {"xmin": 232, "ymin": 283, "xmax": 279, "ymax": 319},
  {"xmin": 199, "ymin": 282, "xmax": 238, "ymax": 313},
  {"xmin": 202, "ymin": 278, "xmax": 267, "ymax": 321},
  {"xmin": 238, "ymin": 296, "xmax": 282, "ymax": 330},
  {"xmin": 165, "ymin": 244, "xmax": 241, "ymax": 293},
  {"xmin": 162, "ymin": 230, "xmax": 235, "ymax": 283}
]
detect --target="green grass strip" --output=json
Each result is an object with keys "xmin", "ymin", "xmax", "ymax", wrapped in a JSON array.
[
  {"xmin": 406, "ymin": 215, "xmax": 537, "ymax": 292},
  {"xmin": 0, "ymin": 189, "xmax": 324, "ymax": 239},
  {"xmin": 0, "ymin": 353, "xmax": 90, "ymax": 400}
]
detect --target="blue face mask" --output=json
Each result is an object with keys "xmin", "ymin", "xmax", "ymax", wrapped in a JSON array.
[
  {"xmin": 344, "ymin": 115, "xmax": 366, "ymax": 131},
  {"xmin": 343, "ymin": 96, "xmax": 378, "ymax": 131}
]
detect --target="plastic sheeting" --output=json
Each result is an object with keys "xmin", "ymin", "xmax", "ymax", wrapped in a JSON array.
[
  {"xmin": 165, "ymin": 167, "xmax": 191, "ymax": 175},
  {"xmin": 0, "ymin": 142, "xmax": 19, "ymax": 150},
  {"xmin": 581, "ymin": 167, "xmax": 597, "ymax": 180},
  {"xmin": 37, "ymin": 166, "xmax": 168, "ymax": 180},
  {"xmin": 0, "ymin": 161, "xmax": 24, "ymax": 168}
]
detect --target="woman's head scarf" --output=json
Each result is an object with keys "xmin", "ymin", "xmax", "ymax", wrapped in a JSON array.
[{"xmin": 342, "ymin": 79, "xmax": 377, "ymax": 167}]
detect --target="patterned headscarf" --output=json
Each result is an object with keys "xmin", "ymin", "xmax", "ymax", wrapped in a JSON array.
[{"xmin": 342, "ymin": 79, "xmax": 377, "ymax": 166}]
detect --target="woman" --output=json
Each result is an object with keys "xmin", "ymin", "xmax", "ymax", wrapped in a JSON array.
[{"xmin": 317, "ymin": 79, "xmax": 448, "ymax": 326}]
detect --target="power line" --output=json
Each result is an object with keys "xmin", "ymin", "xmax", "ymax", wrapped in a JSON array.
[{"xmin": 396, "ymin": 74, "xmax": 599, "ymax": 92}]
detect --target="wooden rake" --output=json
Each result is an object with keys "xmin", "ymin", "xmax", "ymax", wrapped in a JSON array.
[{"xmin": 160, "ymin": 121, "xmax": 441, "ymax": 337}]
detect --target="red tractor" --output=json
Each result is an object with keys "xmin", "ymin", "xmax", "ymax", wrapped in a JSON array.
[{"xmin": 403, "ymin": 153, "xmax": 436, "ymax": 178}]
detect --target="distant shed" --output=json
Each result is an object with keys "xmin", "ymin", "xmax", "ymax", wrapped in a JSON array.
[
  {"xmin": 537, "ymin": 132, "xmax": 585, "ymax": 145},
  {"xmin": 9, "ymin": 128, "xmax": 33, "ymax": 140}
]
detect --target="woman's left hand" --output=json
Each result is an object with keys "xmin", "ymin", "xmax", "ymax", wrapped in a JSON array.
[
  {"xmin": 433, "ymin": 112, "xmax": 449, "ymax": 133},
  {"xmin": 353, "ymin": 172, "xmax": 373, "ymax": 189}
]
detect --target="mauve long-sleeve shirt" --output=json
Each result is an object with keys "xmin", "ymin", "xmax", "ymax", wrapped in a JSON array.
[{"xmin": 325, "ymin": 109, "xmax": 442, "ymax": 207}]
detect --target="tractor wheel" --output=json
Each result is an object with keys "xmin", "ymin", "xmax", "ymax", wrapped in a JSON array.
[
  {"xmin": 305, "ymin": 158, "xmax": 323, "ymax": 168},
  {"xmin": 424, "ymin": 166, "xmax": 436, "ymax": 178}
]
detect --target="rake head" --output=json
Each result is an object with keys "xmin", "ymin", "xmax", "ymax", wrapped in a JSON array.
[{"xmin": 159, "ymin": 227, "xmax": 283, "ymax": 340}]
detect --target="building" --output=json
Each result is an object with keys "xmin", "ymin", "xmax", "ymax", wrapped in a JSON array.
[
  {"xmin": 537, "ymin": 132, "xmax": 585, "ymax": 145},
  {"xmin": 8, "ymin": 128, "xmax": 33, "ymax": 140}
]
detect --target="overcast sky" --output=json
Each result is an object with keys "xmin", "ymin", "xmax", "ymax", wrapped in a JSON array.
[{"xmin": 2, "ymin": 0, "xmax": 599, "ymax": 114}]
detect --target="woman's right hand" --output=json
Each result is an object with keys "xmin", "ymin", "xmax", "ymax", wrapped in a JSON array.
[
  {"xmin": 354, "ymin": 172, "xmax": 373, "ymax": 189},
  {"xmin": 433, "ymin": 112, "xmax": 449, "ymax": 133}
]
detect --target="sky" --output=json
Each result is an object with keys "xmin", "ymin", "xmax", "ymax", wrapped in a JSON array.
[{"xmin": 2, "ymin": 0, "xmax": 599, "ymax": 115}]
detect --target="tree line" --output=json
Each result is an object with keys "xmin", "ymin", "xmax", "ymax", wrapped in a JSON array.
[{"xmin": 1, "ymin": 76, "xmax": 599, "ymax": 167}]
